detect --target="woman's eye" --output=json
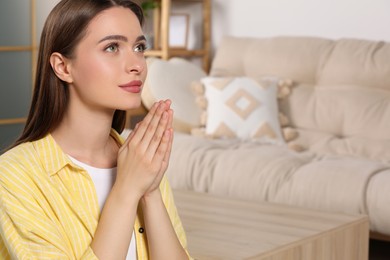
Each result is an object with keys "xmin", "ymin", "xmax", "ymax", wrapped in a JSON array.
[
  {"xmin": 105, "ymin": 43, "xmax": 119, "ymax": 53},
  {"xmin": 134, "ymin": 43, "xmax": 147, "ymax": 53}
]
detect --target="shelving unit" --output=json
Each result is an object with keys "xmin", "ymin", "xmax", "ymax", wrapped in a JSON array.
[{"xmin": 144, "ymin": 0, "xmax": 211, "ymax": 72}]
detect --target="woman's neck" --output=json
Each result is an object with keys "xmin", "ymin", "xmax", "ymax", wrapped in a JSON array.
[{"xmin": 51, "ymin": 104, "xmax": 119, "ymax": 168}]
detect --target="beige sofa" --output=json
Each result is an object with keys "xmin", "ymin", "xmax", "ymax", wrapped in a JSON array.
[{"xmin": 141, "ymin": 36, "xmax": 390, "ymax": 238}]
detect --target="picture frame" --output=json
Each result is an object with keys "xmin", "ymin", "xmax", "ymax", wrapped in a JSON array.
[{"xmin": 169, "ymin": 13, "xmax": 190, "ymax": 49}]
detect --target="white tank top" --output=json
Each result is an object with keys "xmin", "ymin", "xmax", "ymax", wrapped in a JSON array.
[{"xmin": 68, "ymin": 156, "xmax": 137, "ymax": 260}]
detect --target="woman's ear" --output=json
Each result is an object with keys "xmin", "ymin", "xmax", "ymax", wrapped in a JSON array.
[{"xmin": 50, "ymin": 52, "xmax": 73, "ymax": 83}]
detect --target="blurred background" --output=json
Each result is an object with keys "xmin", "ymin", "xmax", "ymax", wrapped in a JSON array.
[{"xmin": 1, "ymin": 0, "xmax": 389, "ymax": 151}]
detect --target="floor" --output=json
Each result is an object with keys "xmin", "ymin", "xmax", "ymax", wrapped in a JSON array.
[{"xmin": 369, "ymin": 239, "xmax": 390, "ymax": 260}]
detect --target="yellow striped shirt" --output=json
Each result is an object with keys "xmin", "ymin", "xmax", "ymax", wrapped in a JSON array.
[{"xmin": 0, "ymin": 130, "xmax": 189, "ymax": 259}]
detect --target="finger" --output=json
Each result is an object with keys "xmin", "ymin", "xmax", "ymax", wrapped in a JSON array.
[
  {"xmin": 139, "ymin": 101, "xmax": 168, "ymax": 146},
  {"xmin": 161, "ymin": 109, "xmax": 173, "ymax": 163},
  {"xmin": 128, "ymin": 101, "xmax": 160, "ymax": 146},
  {"xmin": 164, "ymin": 99, "xmax": 172, "ymax": 109},
  {"xmin": 121, "ymin": 122, "xmax": 140, "ymax": 149},
  {"xmin": 163, "ymin": 128, "xmax": 174, "ymax": 165},
  {"xmin": 166, "ymin": 108, "xmax": 174, "ymax": 130},
  {"xmin": 150, "ymin": 104, "xmax": 173, "ymax": 160},
  {"xmin": 160, "ymin": 110, "xmax": 173, "ymax": 171},
  {"xmin": 144, "ymin": 110, "xmax": 169, "ymax": 160},
  {"xmin": 155, "ymin": 128, "xmax": 173, "ymax": 183},
  {"xmin": 152, "ymin": 128, "xmax": 172, "ymax": 166}
]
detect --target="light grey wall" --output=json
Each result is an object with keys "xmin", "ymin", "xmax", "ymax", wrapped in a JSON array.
[
  {"xmin": 29, "ymin": 0, "xmax": 390, "ymax": 57},
  {"xmin": 174, "ymin": 0, "xmax": 390, "ymax": 56}
]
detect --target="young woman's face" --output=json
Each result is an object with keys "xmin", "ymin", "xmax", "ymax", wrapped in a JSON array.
[{"xmin": 68, "ymin": 6, "xmax": 147, "ymax": 112}]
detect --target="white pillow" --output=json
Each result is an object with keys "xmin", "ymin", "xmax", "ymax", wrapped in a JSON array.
[
  {"xmin": 142, "ymin": 57, "xmax": 207, "ymax": 133},
  {"xmin": 201, "ymin": 76, "xmax": 285, "ymax": 143}
]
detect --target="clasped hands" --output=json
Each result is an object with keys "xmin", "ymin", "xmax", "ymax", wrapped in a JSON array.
[{"xmin": 116, "ymin": 100, "xmax": 173, "ymax": 202}]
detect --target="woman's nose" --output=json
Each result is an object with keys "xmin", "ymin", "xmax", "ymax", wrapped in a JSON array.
[{"xmin": 126, "ymin": 53, "xmax": 145, "ymax": 74}]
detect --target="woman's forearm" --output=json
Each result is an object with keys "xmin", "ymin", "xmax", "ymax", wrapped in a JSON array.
[
  {"xmin": 141, "ymin": 190, "xmax": 188, "ymax": 260},
  {"xmin": 91, "ymin": 187, "xmax": 140, "ymax": 260}
]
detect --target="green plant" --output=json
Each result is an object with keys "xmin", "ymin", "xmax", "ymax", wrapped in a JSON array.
[{"xmin": 141, "ymin": 0, "xmax": 159, "ymax": 16}]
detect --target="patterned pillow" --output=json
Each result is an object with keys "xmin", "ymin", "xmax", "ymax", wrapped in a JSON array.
[{"xmin": 194, "ymin": 76, "xmax": 285, "ymax": 143}]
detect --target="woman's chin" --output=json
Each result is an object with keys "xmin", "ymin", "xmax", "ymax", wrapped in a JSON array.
[{"xmin": 119, "ymin": 100, "xmax": 142, "ymax": 111}]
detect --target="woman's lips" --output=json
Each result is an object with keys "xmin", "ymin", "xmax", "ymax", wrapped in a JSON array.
[{"xmin": 119, "ymin": 80, "xmax": 142, "ymax": 93}]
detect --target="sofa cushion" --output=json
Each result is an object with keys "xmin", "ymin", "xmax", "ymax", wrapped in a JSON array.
[
  {"xmin": 210, "ymin": 36, "xmax": 334, "ymax": 84},
  {"xmin": 272, "ymin": 154, "xmax": 389, "ymax": 227},
  {"xmin": 292, "ymin": 128, "xmax": 390, "ymax": 163},
  {"xmin": 279, "ymin": 84, "xmax": 390, "ymax": 141},
  {"xmin": 141, "ymin": 57, "xmax": 207, "ymax": 133},
  {"xmin": 318, "ymin": 39, "xmax": 390, "ymax": 90},
  {"xmin": 166, "ymin": 132, "xmax": 312, "ymax": 198}
]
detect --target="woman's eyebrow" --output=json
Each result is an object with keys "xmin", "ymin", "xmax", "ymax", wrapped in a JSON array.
[
  {"xmin": 98, "ymin": 35, "xmax": 146, "ymax": 43},
  {"xmin": 135, "ymin": 35, "xmax": 147, "ymax": 42},
  {"xmin": 98, "ymin": 35, "xmax": 128, "ymax": 43}
]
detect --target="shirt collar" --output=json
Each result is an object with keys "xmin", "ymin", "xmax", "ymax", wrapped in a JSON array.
[{"xmin": 33, "ymin": 129, "xmax": 124, "ymax": 177}]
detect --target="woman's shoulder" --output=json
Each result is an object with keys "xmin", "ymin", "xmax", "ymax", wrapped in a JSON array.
[
  {"xmin": 0, "ymin": 141, "xmax": 42, "ymax": 184},
  {"xmin": 0, "ymin": 141, "xmax": 36, "ymax": 165},
  {"xmin": 1, "ymin": 140, "xmax": 34, "ymax": 161}
]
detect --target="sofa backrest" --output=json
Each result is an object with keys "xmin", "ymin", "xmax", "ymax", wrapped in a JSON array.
[{"xmin": 210, "ymin": 36, "xmax": 390, "ymax": 143}]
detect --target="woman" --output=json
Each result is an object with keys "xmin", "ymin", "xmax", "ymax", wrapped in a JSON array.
[{"xmin": 0, "ymin": 0, "xmax": 190, "ymax": 259}]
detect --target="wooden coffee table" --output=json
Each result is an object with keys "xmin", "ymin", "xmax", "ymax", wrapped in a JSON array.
[{"xmin": 173, "ymin": 190, "xmax": 369, "ymax": 260}]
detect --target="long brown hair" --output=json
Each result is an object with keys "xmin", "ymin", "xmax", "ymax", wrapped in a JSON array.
[{"xmin": 11, "ymin": 0, "xmax": 144, "ymax": 148}]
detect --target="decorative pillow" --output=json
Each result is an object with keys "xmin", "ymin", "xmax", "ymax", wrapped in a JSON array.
[
  {"xmin": 191, "ymin": 76, "xmax": 305, "ymax": 151},
  {"xmin": 194, "ymin": 76, "xmax": 286, "ymax": 143},
  {"xmin": 141, "ymin": 57, "xmax": 207, "ymax": 133},
  {"xmin": 275, "ymin": 79, "xmax": 305, "ymax": 152}
]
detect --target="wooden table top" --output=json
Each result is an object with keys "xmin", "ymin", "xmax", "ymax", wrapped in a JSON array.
[{"xmin": 173, "ymin": 190, "xmax": 369, "ymax": 260}]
